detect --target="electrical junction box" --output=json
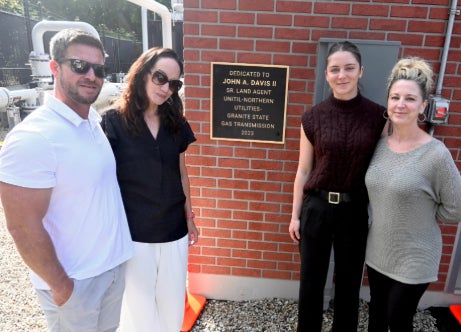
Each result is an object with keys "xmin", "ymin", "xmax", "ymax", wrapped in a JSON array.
[{"xmin": 425, "ymin": 96, "xmax": 450, "ymax": 124}]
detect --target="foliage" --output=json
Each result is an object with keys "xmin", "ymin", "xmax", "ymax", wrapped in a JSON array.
[
  {"xmin": 0, "ymin": 0, "xmax": 23, "ymax": 14},
  {"xmin": 0, "ymin": 0, "xmax": 172, "ymax": 40}
]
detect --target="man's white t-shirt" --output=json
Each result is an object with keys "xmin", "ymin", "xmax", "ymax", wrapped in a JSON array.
[{"xmin": 0, "ymin": 95, "xmax": 133, "ymax": 289}]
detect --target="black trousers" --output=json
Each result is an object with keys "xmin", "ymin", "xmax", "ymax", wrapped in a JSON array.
[
  {"xmin": 297, "ymin": 194, "xmax": 369, "ymax": 332},
  {"xmin": 367, "ymin": 265, "xmax": 429, "ymax": 332}
]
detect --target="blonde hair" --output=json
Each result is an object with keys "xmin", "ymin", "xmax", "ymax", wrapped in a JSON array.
[{"xmin": 386, "ymin": 57, "xmax": 434, "ymax": 100}]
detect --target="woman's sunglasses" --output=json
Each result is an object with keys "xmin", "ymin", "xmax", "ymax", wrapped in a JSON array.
[
  {"xmin": 57, "ymin": 58, "xmax": 106, "ymax": 78},
  {"xmin": 151, "ymin": 70, "xmax": 183, "ymax": 93}
]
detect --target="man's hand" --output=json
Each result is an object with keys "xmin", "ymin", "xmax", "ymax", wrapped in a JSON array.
[{"xmin": 51, "ymin": 276, "xmax": 74, "ymax": 306}]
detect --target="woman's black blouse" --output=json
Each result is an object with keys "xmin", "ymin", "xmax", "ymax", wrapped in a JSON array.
[{"xmin": 101, "ymin": 109, "xmax": 196, "ymax": 243}]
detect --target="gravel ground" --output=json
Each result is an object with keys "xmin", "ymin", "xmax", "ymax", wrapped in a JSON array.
[
  {"xmin": 0, "ymin": 204, "xmax": 440, "ymax": 332},
  {"xmin": 0, "ymin": 123, "xmax": 442, "ymax": 332},
  {"xmin": 190, "ymin": 298, "xmax": 439, "ymax": 332},
  {"xmin": 0, "ymin": 206, "xmax": 47, "ymax": 331}
]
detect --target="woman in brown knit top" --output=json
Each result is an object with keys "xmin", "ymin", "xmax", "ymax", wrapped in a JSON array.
[{"xmin": 289, "ymin": 41, "xmax": 387, "ymax": 332}]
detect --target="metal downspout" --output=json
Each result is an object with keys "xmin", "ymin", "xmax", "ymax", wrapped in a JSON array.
[
  {"xmin": 436, "ymin": 0, "xmax": 458, "ymax": 97},
  {"xmin": 429, "ymin": 0, "xmax": 459, "ymax": 135}
]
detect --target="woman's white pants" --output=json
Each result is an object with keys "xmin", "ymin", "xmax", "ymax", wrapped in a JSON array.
[{"xmin": 119, "ymin": 235, "xmax": 189, "ymax": 332}]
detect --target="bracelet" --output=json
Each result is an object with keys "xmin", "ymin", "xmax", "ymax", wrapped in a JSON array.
[{"xmin": 186, "ymin": 211, "xmax": 195, "ymax": 219}]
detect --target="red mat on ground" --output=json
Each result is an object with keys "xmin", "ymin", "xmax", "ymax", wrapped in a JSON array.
[
  {"xmin": 450, "ymin": 305, "xmax": 461, "ymax": 325},
  {"xmin": 181, "ymin": 293, "xmax": 207, "ymax": 332}
]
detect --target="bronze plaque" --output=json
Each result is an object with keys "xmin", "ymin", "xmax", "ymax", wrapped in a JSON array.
[{"xmin": 210, "ymin": 62, "xmax": 289, "ymax": 144}]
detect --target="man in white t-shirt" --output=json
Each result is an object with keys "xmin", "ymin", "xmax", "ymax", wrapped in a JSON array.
[{"xmin": 0, "ymin": 29, "xmax": 133, "ymax": 332}]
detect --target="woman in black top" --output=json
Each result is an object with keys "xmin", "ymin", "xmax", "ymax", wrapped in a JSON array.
[
  {"xmin": 101, "ymin": 47, "xmax": 198, "ymax": 332},
  {"xmin": 289, "ymin": 41, "xmax": 387, "ymax": 332}
]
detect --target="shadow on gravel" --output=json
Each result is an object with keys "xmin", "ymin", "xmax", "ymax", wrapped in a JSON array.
[{"xmin": 429, "ymin": 307, "xmax": 461, "ymax": 332}]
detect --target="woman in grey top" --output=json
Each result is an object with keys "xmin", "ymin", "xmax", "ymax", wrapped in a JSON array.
[{"xmin": 365, "ymin": 57, "xmax": 461, "ymax": 332}]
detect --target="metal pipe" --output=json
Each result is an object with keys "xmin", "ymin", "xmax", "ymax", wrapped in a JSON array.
[
  {"xmin": 0, "ymin": 88, "xmax": 38, "ymax": 109},
  {"xmin": 436, "ymin": 0, "xmax": 458, "ymax": 96},
  {"xmin": 127, "ymin": 0, "xmax": 172, "ymax": 48},
  {"xmin": 31, "ymin": 21, "xmax": 100, "ymax": 55},
  {"xmin": 8, "ymin": 89, "xmax": 39, "ymax": 105},
  {"xmin": 142, "ymin": 7, "xmax": 149, "ymax": 52},
  {"xmin": 0, "ymin": 88, "xmax": 11, "ymax": 109}
]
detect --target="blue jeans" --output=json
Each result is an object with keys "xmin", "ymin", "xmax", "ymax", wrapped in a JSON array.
[{"xmin": 297, "ymin": 194, "xmax": 369, "ymax": 332}]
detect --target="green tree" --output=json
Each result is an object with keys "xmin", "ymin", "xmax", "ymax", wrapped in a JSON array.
[
  {"xmin": 0, "ymin": 0, "xmax": 173, "ymax": 40},
  {"xmin": 0, "ymin": 0, "xmax": 24, "ymax": 14}
]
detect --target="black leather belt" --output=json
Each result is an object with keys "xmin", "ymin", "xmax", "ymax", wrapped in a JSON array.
[{"xmin": 311, "ymin": 189, "xmax": 353, "ymax": 204}]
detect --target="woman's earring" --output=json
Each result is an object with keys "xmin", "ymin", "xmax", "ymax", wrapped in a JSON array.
[
  {"xmin": 418, "ymin": 112, "xmax": 427, "ymax": 123},
  {"xmin": 383, "ymin": 110, "xmax": 389, "ymax": 120}
]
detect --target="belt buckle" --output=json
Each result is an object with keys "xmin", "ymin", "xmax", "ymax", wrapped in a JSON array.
[{"xmin": 328, "ymin": 192, "xmax": 340, "ymax": 204}]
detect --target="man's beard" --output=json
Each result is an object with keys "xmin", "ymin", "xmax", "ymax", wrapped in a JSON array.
[{"xmin": 60, "ymin": 75, "xmax": 102, "ymax": 105}]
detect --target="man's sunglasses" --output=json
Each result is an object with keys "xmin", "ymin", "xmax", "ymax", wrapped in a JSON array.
[
  {"xmin": 57, "ymin": 58, "xmax": 106, "ymax": 79},
  {"xmin": 151, "ymin": 70, "xmax": 183, "ymax": 93}
]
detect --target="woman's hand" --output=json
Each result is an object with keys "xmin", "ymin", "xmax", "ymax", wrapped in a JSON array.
[
  {"xmin": 187, "ymin": 218, "xmax": 199, "ymax": 246},
  {"xmin": 289, "ymin": 218, "xmax": 301, "ymax": 244}
]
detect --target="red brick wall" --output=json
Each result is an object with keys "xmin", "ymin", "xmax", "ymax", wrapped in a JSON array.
[{"xmin": 183, "ymin": 0, "xmax": 461, "ymax": 292}]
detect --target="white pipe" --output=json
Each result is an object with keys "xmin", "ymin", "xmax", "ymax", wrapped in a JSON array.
[
  {"xmin": 436, "ymin": 0, "xmax": 458, "ymax": 96},
  {"xmin": 0, "ymin": 88, "xmax": 39, "ymax": 108},
  {"xmin": 127, "ymin": 0, "xmax": 172, "ymax": 48},
  {"xmin": 32, "ymin": 21, "xmax": 100, "ymax": 55},
  {"xmin": 172, "ymin": 0, "xmax": 184, "ymax": 21},
  {"xmin": 9, "ymin": 89, "xmax": 39, "ymax": 105},
  {"xmin": 141, "ymin": 7, "xmax": 149, "ymax": 52},
  {"xmin": 0, "ymin": 88, "xmax": 11, "ymax": 108},
  {"xmin": 92, "ymin": 83, "xmax": 125, "ymax": 111}
]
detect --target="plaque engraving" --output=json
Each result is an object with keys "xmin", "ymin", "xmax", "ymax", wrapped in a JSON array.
[{"xmin": 211, "ymin": 62, "xmax": 289, "ymax": 144}]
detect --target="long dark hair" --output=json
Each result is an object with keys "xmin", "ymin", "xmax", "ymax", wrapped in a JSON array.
[
  {"xmin": 116, "ymin": 47, "xmax": 184, "ymax": 136},
  {"xmin": 326, "ymin": 41, "xmax": 362, "ymax": 67},
  {"xmin": 325, "ymin": 41, "xmax": 363, "ymax": 94}
]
